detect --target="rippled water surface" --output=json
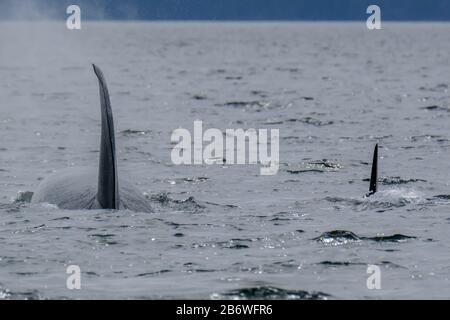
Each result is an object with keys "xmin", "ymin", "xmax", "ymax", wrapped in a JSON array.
[{"xmin": 1, "ymin": 22, "xmax": 450, "ymax": 299}]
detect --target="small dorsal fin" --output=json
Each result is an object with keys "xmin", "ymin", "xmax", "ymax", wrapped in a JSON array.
[
  {"xmin": 368, "ymin": 144, "xmax": 378, "ymax": 196},
  {"xmin": 92, "ymin": 64, "xmax": 120, "ymax": 209}
]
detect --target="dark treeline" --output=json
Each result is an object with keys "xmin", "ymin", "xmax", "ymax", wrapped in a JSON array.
[{"xmin": 0, "ymin": 0, "xmax": 449, "ymax": 21}]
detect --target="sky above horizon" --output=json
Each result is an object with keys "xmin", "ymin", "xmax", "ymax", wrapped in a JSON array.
[{"xmin": 0, "ymin": 0, "xmax": 449, "ymax": 21}]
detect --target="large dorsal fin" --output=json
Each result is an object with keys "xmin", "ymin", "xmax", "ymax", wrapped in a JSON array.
[
  {"xmin": 368, "ymin": 143, "xmax": 378, "ymax": 196},
  {"xmin": 92, "ymin": 64, "xmax": 120, "ymax": 209}
]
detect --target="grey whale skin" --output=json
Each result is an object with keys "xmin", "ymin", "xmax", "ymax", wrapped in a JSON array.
[{"xmin": 31, "ymin": 65, "xmax": 153, "ymax": 213}]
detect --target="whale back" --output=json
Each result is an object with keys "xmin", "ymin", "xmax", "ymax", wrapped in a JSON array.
[
  {"xmin": 31, "ymin": 168, "xmax": 98, "ymax": 210},
  {"xmin": 31, "ymin": 168, "xmax": 152, "ymax": 212}
]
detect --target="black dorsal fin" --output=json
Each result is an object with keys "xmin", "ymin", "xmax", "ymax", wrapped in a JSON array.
[
  {"xmin": 368, "ymin": 143, "xmax": 378, "ymax": 196},
  {"xmin": 92, "ymin": 64, "xmax": 120, "ymax": 209}
]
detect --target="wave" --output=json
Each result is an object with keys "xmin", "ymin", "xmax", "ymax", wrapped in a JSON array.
[
  {"xmin": 286, "ymin": 159, "xmax": 343, "ymax": 174},
  {"xmin": 212, "ymin": 286, "xmax": 330, "ymax": 300},
  {"xmin": 313, "ymin": 230, "xmax": 416, "ymax": 246},
  {"xmin": 0, "ymin": 288, "xmax": 41, "ymax": 300},
  {"xmin": 325, "ymin": 188, "xmax": 425, "ymax": 211}
]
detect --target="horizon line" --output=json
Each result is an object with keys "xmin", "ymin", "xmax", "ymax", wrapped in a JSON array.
[{"xmin": 1, "ymin": 18, "xmax": 450, "ymax": 22}]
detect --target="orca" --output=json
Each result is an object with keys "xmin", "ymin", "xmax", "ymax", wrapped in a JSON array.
[
  {"xmin": 31, "ymin": 64, "xmax": 153, "ymax": 213},
  {"xmin": 366, "ymin": 143, "xmax": 378, "ymax": 196}
]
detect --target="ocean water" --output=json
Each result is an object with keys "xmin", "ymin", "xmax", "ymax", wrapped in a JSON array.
[{"xmin": 1, "ymin": 22, "xmax": 450, "ymax": 299}]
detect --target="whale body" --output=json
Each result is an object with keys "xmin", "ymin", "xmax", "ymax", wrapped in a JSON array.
[{"xmin": 31, "ymin": 64, "xmax": 152, "ymax": 213}]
